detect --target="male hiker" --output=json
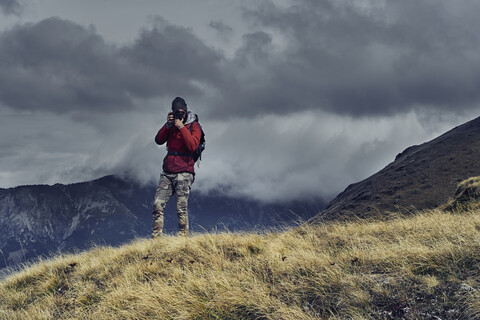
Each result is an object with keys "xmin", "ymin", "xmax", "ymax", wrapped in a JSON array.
[{"xmin": 152, "ymin": 97, "xmax": 203, "ymax": 238}]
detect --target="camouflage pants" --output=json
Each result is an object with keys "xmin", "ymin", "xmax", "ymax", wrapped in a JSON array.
[{"xmin": 152, "ymin": 172, "xmax": 194, "ymax": 238}]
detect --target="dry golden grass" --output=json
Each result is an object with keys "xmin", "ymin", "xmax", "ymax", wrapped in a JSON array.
[
  {"xmin": 443, "ymin": 176, "xmax": 480, "ymax": 212},
  {"xmin": 1, "ymin": 207, "xmax": 480, "ymax": 319}
]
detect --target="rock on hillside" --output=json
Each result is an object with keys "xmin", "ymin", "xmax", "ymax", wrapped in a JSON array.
[{"xmin": 310, "ymin": 116, "xmax": 480, "ymax": 223}]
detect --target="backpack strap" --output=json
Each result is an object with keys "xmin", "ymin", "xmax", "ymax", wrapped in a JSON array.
[
  {"xmin": 187, "ymin": 121, "xmax": 196, "ymax": 133},
  {"xmin": 167, "ymin": 151, "xmax": 194, "ymax": 157}
]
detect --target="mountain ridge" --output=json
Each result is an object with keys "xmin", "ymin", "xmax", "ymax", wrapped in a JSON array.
[{"xmin": 310, "ymin": 115, "xmax": 480, "ymax": 223}]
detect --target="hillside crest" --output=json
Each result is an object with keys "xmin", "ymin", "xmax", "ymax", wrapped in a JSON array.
[{"xmin": 310, "ymin": 116, "xmax": 480, "ymax": 223}]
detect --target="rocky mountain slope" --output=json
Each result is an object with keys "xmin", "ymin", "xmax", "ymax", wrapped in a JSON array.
[
  {"xmin": 310, "ymin": 116, "xmax": 480, "ymax": 223},
  {"xmin": 0, "ymin": 176, "xmax": 323, "ymax": 270}
]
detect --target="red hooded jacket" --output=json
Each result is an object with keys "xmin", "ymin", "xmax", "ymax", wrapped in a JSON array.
[{"xmin": 155, "ymin": 112, "xmax": 202, "ymax": 174}]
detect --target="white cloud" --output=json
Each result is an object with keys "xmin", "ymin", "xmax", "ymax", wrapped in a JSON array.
[{"xmin": 190, "ymin": 110, "xmax": 474, "ymax": 203}]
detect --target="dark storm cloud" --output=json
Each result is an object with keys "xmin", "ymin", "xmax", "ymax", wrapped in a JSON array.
[
  {"xmin": 0, "ymin": 17, "xmax": 223, "ymax": 115},
  {"xmin": 222, "ymin": 0, "xmax": 480, "ymax": 117},
  {"xmin": 121, "ymin": 18, "xmax": 224, "ymax": 96},
  {"xmin": 0, "ymin": 0, "xmax": 21, "ymax": 15},
  {"xmin": 209, "ymin": 20, "xmax": 234, "ymax": 43},
  {"xmin": 0, "ymin": 18, "xmax": 131, "ymax": 113},
  {"xmin": 3, "ymin": 1, "xmax": 479, "ymax": 120}
]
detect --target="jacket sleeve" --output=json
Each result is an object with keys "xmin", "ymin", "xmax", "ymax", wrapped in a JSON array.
[
  {"xmin": 179, "ymin": 122, "xmax": 202, "ymax": 153},
  {"xmin": 155, "ymin": 124, "xmax": 171, "ymax": 145}
]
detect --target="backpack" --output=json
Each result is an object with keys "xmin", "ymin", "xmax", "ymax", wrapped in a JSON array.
[{"xmin": 189, "ymin": 118, "xmax": 205, "ymax": 162}]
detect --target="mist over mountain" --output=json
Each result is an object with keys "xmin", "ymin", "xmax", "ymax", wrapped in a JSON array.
[
  {"xmin": 0, "ymin": 175, "xmax": 324, "ymax": 271},
  {"xmin": 310, "ymin": 116, "xmax": 480, "ymax": 223}
]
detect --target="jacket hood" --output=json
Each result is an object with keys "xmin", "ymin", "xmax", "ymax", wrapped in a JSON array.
[{"xmin": 184, "ymin": 111, "xmax": 198, "ymax": 125}]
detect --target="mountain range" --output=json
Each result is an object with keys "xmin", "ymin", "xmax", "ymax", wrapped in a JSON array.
[{"xmin": 0, "ymin": 176, "xmax": 323, "ymax": 271}]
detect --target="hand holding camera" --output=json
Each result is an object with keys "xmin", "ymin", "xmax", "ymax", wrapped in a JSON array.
[
  {"xmin": 167, "ymin": 112, "xmax": 175, "ymax": 127},
  {"xmin": 167, "ymin": 110, "xmax": 186, "ymax": 129}
]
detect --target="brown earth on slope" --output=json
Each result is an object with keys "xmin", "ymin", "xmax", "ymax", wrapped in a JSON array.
[{"xmin": 310, "ymin": 116, "xmax": 480, "ymax": 224}]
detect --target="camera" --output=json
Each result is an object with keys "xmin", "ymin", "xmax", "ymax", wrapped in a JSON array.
[{"xmin": 173, "ymin": 110, "xmax": 185, "ymax": 120}]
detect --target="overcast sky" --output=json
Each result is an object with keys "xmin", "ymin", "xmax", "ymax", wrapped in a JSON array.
[{"xmin": 0, "ymin": 0, "xmax": 479, "ymax": 203}]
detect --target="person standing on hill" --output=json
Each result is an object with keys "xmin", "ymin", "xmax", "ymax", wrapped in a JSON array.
[{"xmin": 152, "ymin": 97, "xmax": 202, "ymax": 238}]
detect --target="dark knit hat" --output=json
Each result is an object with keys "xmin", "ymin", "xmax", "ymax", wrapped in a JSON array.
[{"xmin": 171, "ymin": 97, "xmax": 187, "ymax": 112}]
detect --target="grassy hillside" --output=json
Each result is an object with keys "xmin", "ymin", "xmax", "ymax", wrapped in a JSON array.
[{"xmin": 1, "ymin": 205, "xmax": 480, "ymax": 318}]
